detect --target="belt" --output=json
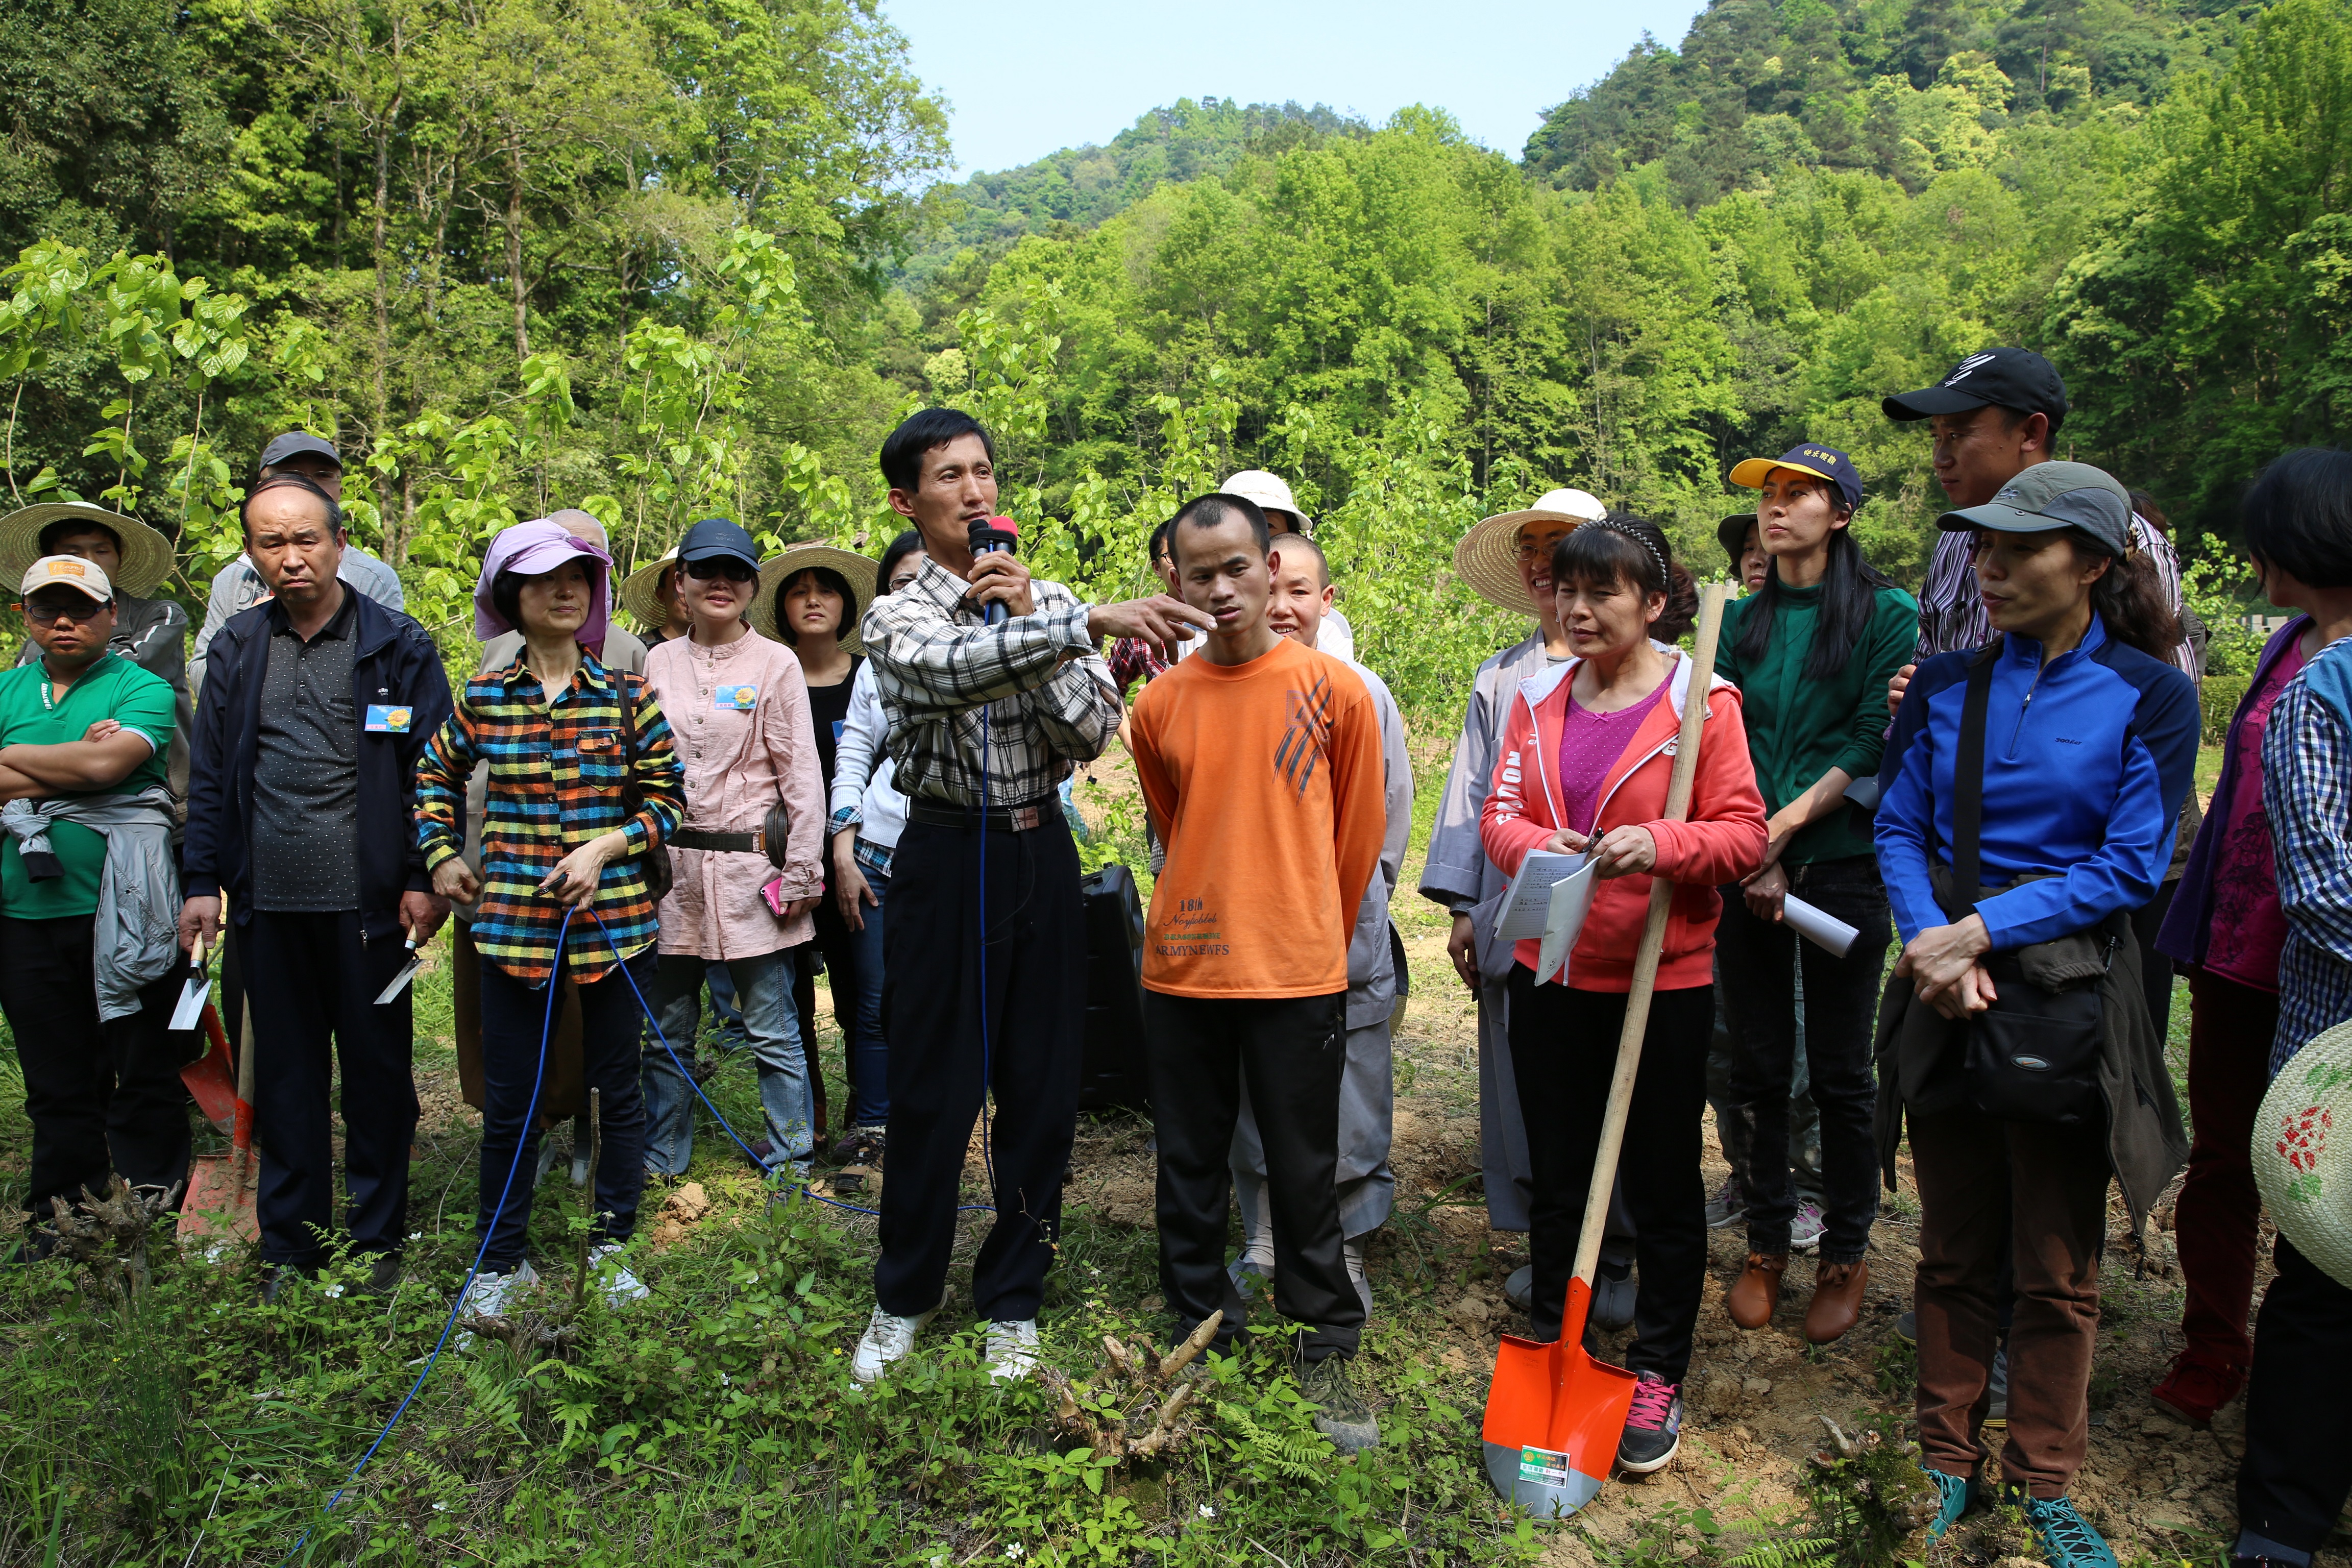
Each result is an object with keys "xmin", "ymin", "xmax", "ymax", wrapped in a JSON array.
[
  {"xmin": 670, "ymin": 827, "xmax": 769, "ymax": 854},
  {"xmin": 906, "ymin": 794, "xmax": 1060, "ymax": 833}
]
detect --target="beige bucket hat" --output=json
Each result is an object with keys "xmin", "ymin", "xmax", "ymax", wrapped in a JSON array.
[
  {"xmin": 1454, "ymin": 488, "xmax": 1608, "ymax": 616},
  {"xmin": 1220, "ymin": 470, "xmax": 1313, "ymax": 533},
  {"xmin": 0, "ymin": 502, "xmax": 175, "ymax": 598},
  {"xmin": 755, "ymin": 543, "xmax": 879, "ymax": 653},
  {"xmin": 2254, "ymin": 1019, "xmax": 2352, "ymax": 1290},
  {"xmin": 619, "ymin": 547, "xmax": 680, "ymax": 634}
]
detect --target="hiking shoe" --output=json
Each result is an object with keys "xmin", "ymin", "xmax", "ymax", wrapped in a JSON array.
[
  {"xmin": 357, "ymin": 1251, "xmax": 403, "ymax": 1297},
  {"xmin": 2019, "ymin": 1494, "xmax": 2119, "ymax": 1568},
  {"xmin": 1344, "ymin": 1237, "xmax": 1374, "ymax": 1322},
  {"xmin": 1592, "ymin": 1258, "xmax": 1637, "ymax": 1331},
  {"xmin": 1987, "ymin": 1343, "xmax": 2009, "ymax": 1422},
  {"xmin": 1616, "ymin": 1372, "xmax": 1683, "ymax": 1474},
  {"xmin": 1705, "ymin": 1175, "xmax": 1746, "ymax": 1229},
  {"xmin": 1790, "ymin": 1197, "xmax": 1828, "ymax": 1253},
  {"xmin": 1895, "ymin": 1309, "xmax": 1917, "ymax": 1345},
  {"xmin": 589, "ymin": 1243, "xmax": 649, "ymax": 1304},
  {"xmin": 2151, "ymin": 1353, "xmax": 2243, "ymax": 1427},
  {"xmin": 985, "ymin": 1318, "xmax": 1041, "ymax": 1382},
  {"xmin": 1924, "ymin": 1468, "xmax": 1971, "ymax": 1537},
  {"xmin": 851, "ymin": 1293, "xmax": 945, "ymax": 1384},
  {"xmin": 1302, "ymin": 1355, "xmax": 1380, "ymax": 1453},
  {"xmin": 1504, "ymin": 1264, "xmax": 1533, "ymax": 1311},
  {"xmin": 834, "ymin": 1128, "xmax": 886, "ymax": 1192}
]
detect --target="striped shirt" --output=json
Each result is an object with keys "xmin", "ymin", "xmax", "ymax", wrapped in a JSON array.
[
  {"xmin": 2261, "ymin": 636, "xmax": 2352, "ymax": 1074},
  {"xmin": 415, "ymin": 648, "xmax": 683, "ymax": 985},
  {"xmin": 859, "ymin": 555, "xmax": 1120, "ymax": 808},
  {"xmin": 1914, "ymin": 513, "xmax": 2197, "ymax": 677}
]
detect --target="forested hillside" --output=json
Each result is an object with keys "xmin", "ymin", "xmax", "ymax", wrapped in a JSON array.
[{"xmin": 1, "ymin": 0, "xmax": 2345, "ymax": 720}]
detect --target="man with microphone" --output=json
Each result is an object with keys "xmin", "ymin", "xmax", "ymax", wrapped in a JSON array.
[{"xmin": 850, "ymin": 409, "xmax": 1210, "ymax": 1384}]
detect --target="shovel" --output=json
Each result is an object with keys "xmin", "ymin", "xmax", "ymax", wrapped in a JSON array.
[
  {"xmin": 1481, "ymin": 580, "xmax": 1732, "ymax": 1518},
  {"xmin": 169, "ymin": 934, "xmax": 213, "ymax": 1032},
  {"xmin": 179, "ymin": 1002, "xmax": 240, "ymax": 1135},
  {"xmin": 178, "ymin": 1007, "xmax": 259, "ymax": 1244}
]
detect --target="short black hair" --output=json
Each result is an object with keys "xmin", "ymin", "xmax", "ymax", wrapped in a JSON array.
[
  {"xmin": 1270, "ymin": 529, "xmax": 1330, "ymax": 587},
  {"xmin": 876, "ymin": 529, "xmax": 926, "ymax": 597},
  {"xmin": 775, "ymin": 565, "xmax": 860, "ymax": 647},
  {"xmin": 2243, "ymin": 448, "xmax": 2352, "ymax": 590},
  {"xmin": 879, "ymin": 409, "xmax": 996, "ymax": 493},
  {"xmin": 1146, "ymin": 518, "xmax": 1174, "ymax": 568},
  {"xmin": 1993, "ymin": 402, "xmax": 2068, "ymax": 440},
  {"xmin": 1169, "ymin": 493, "xmax": 1269, "ymax": 571},
  {"xmin": 38, "ymin": 518, "xmax": 125, "ymax": 556},
  {"xmin": 239, "ymin": 472, "xmax": 344, "ymax": 542}
]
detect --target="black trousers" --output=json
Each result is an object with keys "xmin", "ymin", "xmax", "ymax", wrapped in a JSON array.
[
  {"xmin": 2237, "ymin": 1234, "xmax": 2352, "ymax": 1560},
  {"xmin": 0, "ymin": 914, "xmax": 192, "ymax": 1223},
  {"xmin": 1146, "ymin": 989, "xmax": 1361, "ymax": 1362},
  {"xmin": 1507, "ymin": 970, "xmax": 1711, "ymax": 1382},
  {"xmin": 475, "ymin": 947, "xmax": 651, "ymax": 1269},
  {"xmin": 876, "ymin": 813, "xmax": 1084, "ymax": 1323},
  {"xmin": 2129, "ymin": 876, "xmax": 2179, "ymax": 1043},
  {"xmin": 1718, "ymin": 855, "xmax": 1889, "ymax": 1264},
  {"xmin": 242, "ymin": 911, "xmax": 420, "ymax": 1266}
]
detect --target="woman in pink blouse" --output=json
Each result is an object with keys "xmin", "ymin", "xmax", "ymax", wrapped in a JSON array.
[{"xmin": 639, "ymin": 519, "xmax": 826, "ymax": 1179}]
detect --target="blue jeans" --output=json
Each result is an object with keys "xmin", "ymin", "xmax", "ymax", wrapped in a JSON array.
[
  {"xmin": 703, "ymin": 961, "xmax": 750, "ymax": 1050},
  {"xmin": 640, "ymin": 948, "xmax": 811, "ymax": 1175},
  {"xmin": 846, "ymin": 868, "xmax": 891, "ymax": 1127}
]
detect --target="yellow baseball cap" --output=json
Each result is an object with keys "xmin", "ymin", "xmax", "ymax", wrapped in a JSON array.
[{"xmin": 19, "ymin": 554, "xmax": 114, "ymax": 603}]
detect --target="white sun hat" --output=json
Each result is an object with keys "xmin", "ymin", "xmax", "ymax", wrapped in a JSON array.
[
  {"xmin": 1453, "ymin": 488, "xmax": 1608, "ymax": 616},
  {"xmin": 2255, "ymin": 1019, "xmax": 2352, "ymax": 1290},
  {"xmin": 1219, "ymin": 470, "xmax": 1313, "ymax": 533}
]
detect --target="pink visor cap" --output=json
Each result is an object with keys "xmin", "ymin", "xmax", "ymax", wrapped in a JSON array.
[{"xmin": 474, "ymin": 518, "xmax": 614, "ymax": 646}]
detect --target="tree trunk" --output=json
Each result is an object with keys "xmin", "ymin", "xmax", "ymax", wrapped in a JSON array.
[
  {"xmin": 372, "ymin": 102, "xmax": 400, "ymax": 560},
  {"xmin": 507, "ymin": 132, "xmax": 530, "ymax": 366}
]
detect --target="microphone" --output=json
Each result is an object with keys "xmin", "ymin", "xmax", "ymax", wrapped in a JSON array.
[{"xmin": 968, "ymin": 516, "xmax": 1019, "ymax": 626}]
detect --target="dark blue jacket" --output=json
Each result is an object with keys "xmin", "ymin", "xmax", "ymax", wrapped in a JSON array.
[
  {"xmin": 182, "ymin": 587, "xmax": 453, "ymax": 939},
  {"xmin": 2155, "ymin": 617, "xmax": 2306, "ymax": 971},
  {"xmin": 1876, "ymin": 613, "xmax": 2199, "ymax": 950}
]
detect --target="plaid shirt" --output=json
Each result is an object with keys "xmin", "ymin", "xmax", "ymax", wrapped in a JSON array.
[
  {"xmin": 859, "ymin": 556, "xmax": 1120, "ymax": 808},
  {"xmin": 2261, "ymin": 636, "xmax": 2352, "ymax": 1074},
  {"xmin": 1915, "ymin": 512, "xmax": 2196, "ymax": 677},
  {"xmin": 1105, "ymin": 636, "xmax": 1169, "ymax": 695},
  {"xmin": 415, "ymin": 649, "xmax": 683, "ymax": 985}
]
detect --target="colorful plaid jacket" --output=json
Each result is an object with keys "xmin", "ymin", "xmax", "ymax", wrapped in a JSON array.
[{"xmin": 415, "ymin": 649, "xmax": 682, "ymax": 985}]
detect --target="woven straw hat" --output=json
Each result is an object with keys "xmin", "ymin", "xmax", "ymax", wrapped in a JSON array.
[
  {"xmin": 0, "ymin": 502, "xmax": 175, "ymax": 598},
  {"xmin": 2253, "ymin": 1019, "xmax": 2352, "ymax": 1290},
  {"xmin": 1453, "ymin": 488, "xmax": 1608, "ymax": 616},
  {"xmin": 755, "ymin": 543, "xmax": 878, "ymax": 654},
  {"xmin": 619, "ymin": 547, "xmax": 679, "ymax": 634}
]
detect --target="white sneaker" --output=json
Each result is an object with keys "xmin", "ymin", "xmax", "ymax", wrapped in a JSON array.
[
  {"xmin": 851, "ymin": 1294, "xmax": 944, "ymax": 1385},
  {"xmin": 1790, "ymin": 1197, "xmax": 1828, "ymax": 1253},
  {"xmin": 455, "ymin": 1259, "xmax": 541, "ymax": 1348},
  {"xmin": 589, "ymin": 1243, "xmax": 648, "ymax": 1304},
  {"xmin": 985, "ymin": 1318, "xmax": 1041, "ymax": 1382}
]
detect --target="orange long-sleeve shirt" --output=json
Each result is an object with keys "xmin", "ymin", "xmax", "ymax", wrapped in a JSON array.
[{"xmin": 1128, "ymin": 635, "xmax": 1388, "ymax": 998}]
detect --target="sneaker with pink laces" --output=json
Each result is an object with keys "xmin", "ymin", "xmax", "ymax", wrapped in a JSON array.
[
  {"xmin": 1617, "ymin": 1371, "xmax": 1683, "ymax": 1474},
  {"xmin": 2150, "ymin": 1354, "xmax": 2243, "ymax": 1428}
]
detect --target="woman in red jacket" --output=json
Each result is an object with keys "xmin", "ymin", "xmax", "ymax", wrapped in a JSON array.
[{"xmin": 1481, "ymin": 513, "xmax": 1768, "ymax": 1475}]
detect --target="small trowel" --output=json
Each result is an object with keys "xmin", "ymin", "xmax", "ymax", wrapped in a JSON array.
[
  {"xmin": 169, "ymin": 935, "xmax": 213, "ymax": 1032},
  {"xmin": 375, "ymin": 936, "xmax": 424, "ymax": 1005}
]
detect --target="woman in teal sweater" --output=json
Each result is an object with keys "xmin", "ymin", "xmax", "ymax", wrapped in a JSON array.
[{"xmin": 1714, "ymin": 443, "xmax": 1917, "ymax": 1347}]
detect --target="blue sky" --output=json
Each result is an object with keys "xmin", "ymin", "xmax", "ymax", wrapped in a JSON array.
[{"xmin": 880, "ymin": 0, "xmax": 1711, "ymax": 178}]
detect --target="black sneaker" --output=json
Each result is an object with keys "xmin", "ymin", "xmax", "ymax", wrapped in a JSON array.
[
  {"xmin": 1616, "ymin": 1371, "xmax": 1683, "ymax": 1474},
  {"xmin": 357, "ymin": 1251, "xmax": 403, "ymax": 1297},
  {"xmin": 1302, "ymin": 1355, "xmax": 1380, "ymax": 1454}
]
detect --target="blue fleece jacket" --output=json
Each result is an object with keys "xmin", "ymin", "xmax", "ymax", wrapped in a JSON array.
[{"xmin": 1875, "ymin": 613, "xmax": 2199, "ymax": 950}]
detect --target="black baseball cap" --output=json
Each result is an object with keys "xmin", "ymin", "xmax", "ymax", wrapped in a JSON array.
[
  {"xmin": 1940, "ymin": 460, "xmax": 2134, "ymax": 556},
  {"xmin": 258, "ymin": 431, "xmax": 340, "ymax": 472},
  {"xmin": 676, "ymin": 517, "xmax": 761, "ymax": 571},
  {"xmin": 1717, "ymin": 512, "xmax": 1759, "ymax": 566},
  {"xmin": 1882, "ymin": 348, "xmax": 2068, "ymax": 427},
  {"xmin": 1728, "ymin": 442, "xmax": 1865, "ymax": 511}
]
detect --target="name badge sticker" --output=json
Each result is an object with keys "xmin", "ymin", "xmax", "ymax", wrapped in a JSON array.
[
  {"xmin": 714, "ymin": 683, "xmax": 759, "ymax": 711},
  {"xmin": 363, "ymin": 704, "xmax": 413, "ymax": 733}
]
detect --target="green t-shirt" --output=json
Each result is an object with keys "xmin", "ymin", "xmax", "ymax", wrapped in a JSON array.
[{"xmin": 0, "ymin": 653, "xmax": 175, "ymax": 919}]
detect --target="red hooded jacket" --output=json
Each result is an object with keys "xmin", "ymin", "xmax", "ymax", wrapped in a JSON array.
[{"xmin": 1479, "ymin": 648, "xmax": 1769, "ymax": 992}]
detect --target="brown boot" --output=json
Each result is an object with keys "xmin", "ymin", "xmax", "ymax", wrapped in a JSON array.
[
  {"xmin": 1804, "ymin": 1259, "xmax": 1869, "ymax": 1344},
  {"xmin": 1727, "ymin": 1253, "xmax": 1787, "ymax": 1329}
]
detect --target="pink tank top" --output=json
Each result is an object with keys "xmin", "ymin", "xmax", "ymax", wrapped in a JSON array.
[{"xmin": 1558, "ymin": 679, "xmax": 1669, "ymax": 836}]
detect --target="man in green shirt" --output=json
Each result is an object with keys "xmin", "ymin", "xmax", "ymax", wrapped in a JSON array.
[{"xmin": 0, "ymin": 554, "xmax": 186, "ymax": 1257}]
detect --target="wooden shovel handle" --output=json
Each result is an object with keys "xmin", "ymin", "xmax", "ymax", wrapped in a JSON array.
[{"xmin": 1569, "ymin": 581, "xmax": 1734, "ymax": 1292}]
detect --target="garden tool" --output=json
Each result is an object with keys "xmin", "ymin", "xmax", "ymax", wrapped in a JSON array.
[
  {"xmin": 1481, "ymin": 580, "xmax": 1731, "ymax": 1518},
  {"xmin": 179, "ymin": 1001, "xmax": 239, "ymax": 1135},
  {"xmin": 168, "ymin": 933, "xmax": 213, "ymax": 1031},
  {"xmin": 375, "ymin": 936, "xmax": 424, "ymax": 1004},
  {"xmin": 178, "ymin": 1007, "xmax": 259, "ymax": 1242}
]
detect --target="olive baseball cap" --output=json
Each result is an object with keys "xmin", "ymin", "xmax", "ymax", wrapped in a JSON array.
[{"xmin": 1940, "ymin": 460, "xmax": 2134, "ymax": 556}]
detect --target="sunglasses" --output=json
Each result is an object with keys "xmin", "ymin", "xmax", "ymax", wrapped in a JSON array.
[
  {"xmin": 683, "ymin": 558, "xmax": 756, "ymax": 583},
  {"xmin": 22, "ymin": 598, "xmax": 109, "ymax": 625}
]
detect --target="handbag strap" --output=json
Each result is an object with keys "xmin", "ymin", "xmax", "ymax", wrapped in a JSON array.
[
  {"xmin": 1950, "ymin": 647, "xmax": 1998, "ymax": 909},
  {"xmin": 616, "ymin": 671, "xmax": 643, "ymax": 816}
]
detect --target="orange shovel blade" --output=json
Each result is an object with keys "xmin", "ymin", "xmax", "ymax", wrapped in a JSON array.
[
  {"xmin": 178, "ymin": 1005, "xmax": 239, "ymax": 1135},
  {"xmin": 1480, "ymin": 1280, "xmax": 1639, "ymax": 1518},
  {"xmin": 175, "ymin": 1152, "xmax": 258, "ymax": 1243}
]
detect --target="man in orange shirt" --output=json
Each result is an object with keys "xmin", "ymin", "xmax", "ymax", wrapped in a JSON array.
[{"xmin": 1128, "ymin": 492, "xmax": 1389, "ymax": 1453}]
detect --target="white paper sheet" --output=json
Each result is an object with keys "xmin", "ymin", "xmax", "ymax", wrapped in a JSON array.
[
  {"xmin": 1495, "ymin": 851, "xmax": 1588, "ymax": 942},
  {"xmin": 1783, "ymin": 894, "xmax": 1860, "ymax": 957},
  {"xmin": 1533, "ymin": 859, "xmax": 1600, "ymax": 985}
]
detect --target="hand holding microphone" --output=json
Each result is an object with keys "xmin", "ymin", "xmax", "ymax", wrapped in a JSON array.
[{"xmin": 967, "ymin": 518, "xmax": 1031, "ymax": 624}]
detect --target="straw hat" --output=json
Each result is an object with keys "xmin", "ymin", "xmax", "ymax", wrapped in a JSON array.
[
  {"xmin": 0, "ymin": 502, "xmax": 175, "ymax": 598},
  {"xmin": 1453, "ymin": 488, "xmax": 1608, "ymax": 616},
  {"xmin": 2254, "ymin": 1019, "xmax": 2352, "ymax": 1290},
  {"xmin": 619, "ymin": 547, "xmax": 679, "ymax": 633},
  {"xmin": 754, "ymin": 543, "xmax": 879, "ymax": 653}
]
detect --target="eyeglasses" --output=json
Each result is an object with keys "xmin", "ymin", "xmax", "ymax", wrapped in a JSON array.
[
  {"xmin": 22, "ymin": 599, "xmax": 109, "ymax": 625},
  {"xmin": 683, "ymin": 558, "xmax": 756, "ymax": 583}
]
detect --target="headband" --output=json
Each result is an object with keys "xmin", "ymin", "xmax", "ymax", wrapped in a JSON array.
[{"xmin": 1588, "ymin": 517, "xmax": 1671, "ymax": 587}]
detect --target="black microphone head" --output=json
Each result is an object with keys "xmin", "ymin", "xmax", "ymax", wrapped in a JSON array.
[{"xmin": 968, "ymin": 517, "xmax": 1018, "ymax": 555}]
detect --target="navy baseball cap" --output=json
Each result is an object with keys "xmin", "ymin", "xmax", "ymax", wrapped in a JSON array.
[
  {"xmin": 1729, "ymin": 443, "xmax": 1864, "ymax": 511},
  {"xmin": 1883, "ymin": 348, "xmax": 2068, "ymax": 426},
  {"xmin": 258, "ymin": 431, "xmax": 340, "ymax": 471},
  {"xmin": 676, "ymin": 517, "xmax": 761, "ymax": 571},
  {"xmin": 1941, "ymin": 460, "xmax": 2134, "ymax": 556}
]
